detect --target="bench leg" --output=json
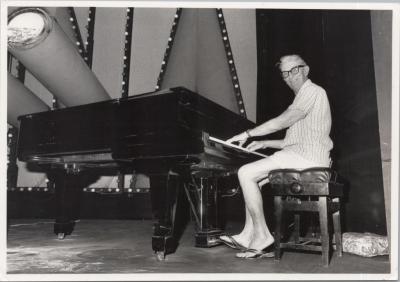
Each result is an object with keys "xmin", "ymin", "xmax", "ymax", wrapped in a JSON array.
[
  {"xmin": 333, "ymin": 209, "xmax": 343, "ymax": 257},
  {"xmin": 274, "ymin": 196, "xmax": 283, "ymax": 261},
  {"xmin": 318, "ymin": 197, "xmax": 330, "ymax": 267}
]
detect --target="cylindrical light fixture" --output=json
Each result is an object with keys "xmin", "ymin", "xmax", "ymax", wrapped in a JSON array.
[
  {"xmin": 7, "ymin": 7, "xmax": 110, "ymax": 107},
  {"xmin": 7, "ymin": 73, "xmax": 50, "ymax": 127}
]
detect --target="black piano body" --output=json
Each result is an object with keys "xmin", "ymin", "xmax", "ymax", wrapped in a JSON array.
[{"xmin": 17, "ymin": 87, "xmax": 260, "ymax": 259}]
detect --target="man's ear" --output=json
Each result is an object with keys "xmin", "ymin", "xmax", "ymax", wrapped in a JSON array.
[{"xmin": 304, "ymin": 65, "xmax": 310, "ymax": 76}]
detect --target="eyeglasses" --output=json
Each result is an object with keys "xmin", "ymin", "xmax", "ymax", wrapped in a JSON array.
[{"xmin": 280, "ymin": 65, "xmax": 306, "ymax": 79}]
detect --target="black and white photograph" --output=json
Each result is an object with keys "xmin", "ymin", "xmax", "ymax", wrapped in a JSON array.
[{"xmin": 1, "ymin": 1, "xmax": 398, "ymax": 280}]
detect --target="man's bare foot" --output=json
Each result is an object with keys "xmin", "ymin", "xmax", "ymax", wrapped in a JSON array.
[
  {"xmin": 220, "ymin": 230, "xmax": 252, "ymax": 249},
  {"xmin": 235, "ymin": 235, "xmax": 274, "ymax": 258}
]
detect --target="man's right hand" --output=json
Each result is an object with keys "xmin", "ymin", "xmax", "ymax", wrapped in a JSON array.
[
  {"xmin": 226, "ymin": 132, "xmax": 249, "ymax": 147},
  {"xmin": 246, "ymin": 140, "xmax": 268, "ymax": 152}
]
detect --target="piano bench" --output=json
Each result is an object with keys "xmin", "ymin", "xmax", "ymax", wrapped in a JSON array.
[{"xmin": 264, "ymin": 167, "xmax": 344, "ymax": 267}]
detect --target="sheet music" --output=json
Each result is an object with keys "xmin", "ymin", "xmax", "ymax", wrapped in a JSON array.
[{"xmin": 209, "ymin": 136, "xmax": 268, "ymax": 158}]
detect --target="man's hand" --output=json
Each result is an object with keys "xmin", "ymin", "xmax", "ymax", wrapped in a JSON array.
[
  {"xmin": 246, "ymin": 140, "xmax": 268, "ymax": 152},
  {"xmin": 226, "ymin": 132, "xmax": 249, "ymax": 147}
]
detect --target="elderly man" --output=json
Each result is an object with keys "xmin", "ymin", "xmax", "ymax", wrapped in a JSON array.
[{"xmin": 220, "ymin": 54, "xmax": 333, "ymax": 259}]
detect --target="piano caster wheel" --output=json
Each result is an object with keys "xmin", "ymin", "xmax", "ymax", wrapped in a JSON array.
[
  {"xmin": 57, "ymin": 233, "xmax": 66, "ymax": 240},
  {"xmin": 155, "ymin": 251, "xmax": 165, "ymax": 261}
]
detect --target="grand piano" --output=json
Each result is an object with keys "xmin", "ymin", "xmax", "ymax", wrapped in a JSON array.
[{"xmin": 17, "ymin": 87, "xmax": 262, "ymax": 259}]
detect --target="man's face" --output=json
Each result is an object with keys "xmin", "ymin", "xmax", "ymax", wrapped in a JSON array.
[{"xmin": 279, "ymin": 59, "xmax": 308, "ymax": 92}]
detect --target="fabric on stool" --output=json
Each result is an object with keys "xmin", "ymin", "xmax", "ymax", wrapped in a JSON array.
[{"xmin": 269, "ymin": 167, "xmax": 336, "ymax": 184}]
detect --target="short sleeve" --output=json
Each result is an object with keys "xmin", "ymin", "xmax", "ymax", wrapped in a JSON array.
[{"xmin": 288, "ymin": 86, "xmax": 320, "ymax": 114}]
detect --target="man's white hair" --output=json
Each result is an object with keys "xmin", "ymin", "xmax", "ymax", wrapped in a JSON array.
[{"xmin": 277, "ymin": 54, "xmax": 307, "ymax": 67}]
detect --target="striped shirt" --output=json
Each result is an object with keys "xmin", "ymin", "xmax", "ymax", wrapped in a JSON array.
[{"xmin": 282, "ymin": 79, "xmax": 333, "ymax": 166}]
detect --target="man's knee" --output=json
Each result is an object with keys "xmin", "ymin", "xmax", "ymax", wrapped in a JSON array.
[{"xmin": 238, "ymin": 163, "xmax": 260, "ymax": 182}]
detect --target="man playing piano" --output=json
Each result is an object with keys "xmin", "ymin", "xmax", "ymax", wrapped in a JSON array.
[{"xmin": 221, "ymin": 54, "xmax": 333, "ymax": 259}]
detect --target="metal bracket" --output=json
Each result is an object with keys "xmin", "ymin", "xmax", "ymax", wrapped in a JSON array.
[{"xmin": 63, "ymin": 163, "xmax": 81, "ymax": 175}]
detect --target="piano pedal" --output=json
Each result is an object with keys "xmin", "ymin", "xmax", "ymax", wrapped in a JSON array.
[
  {"xmin": 195, "ymin": 230, "xmax": 223, "ymax": 247},
  {"xmin": 155, "ymin": 251, "xmax": 166, "ymax": 261},
  {"xmin": 57, "ymin": 233, "xmax": 65, "ymax": 240}
]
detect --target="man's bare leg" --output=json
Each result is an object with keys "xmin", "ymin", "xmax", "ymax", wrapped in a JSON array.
[{"xmin": 235, "ymin": 158, "xmax": 278, "ymax": 257}]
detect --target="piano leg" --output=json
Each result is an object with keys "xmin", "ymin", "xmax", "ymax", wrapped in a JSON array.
[
  {"xmin": 150, "ymin": 172, "xmax": 190, "ymax": 260},
  {"xmin": 185, "ymin": 171, "xmax": 224, "ymax": 248},
  {"xmin": 49, "ymin": 170, "xmax": 83, "ymax": 239}
]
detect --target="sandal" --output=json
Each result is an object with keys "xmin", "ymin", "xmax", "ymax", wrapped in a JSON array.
[
  {"xmin": 219, "ymin": 235, "xmax": 246, "ymax": 250},
  {"xmin": 235, "ymin": 245, "xmax": 275, "ymax": 259}
]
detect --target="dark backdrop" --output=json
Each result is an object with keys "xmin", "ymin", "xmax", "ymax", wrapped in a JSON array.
[{"xmin": 256, "ymin": 9, "xmax": 386, "ymax": 235}]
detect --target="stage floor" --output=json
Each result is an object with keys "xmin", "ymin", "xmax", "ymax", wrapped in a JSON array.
[{"xmin": 7, "ymin": 219, "xmax": 390, "ymax": 276}]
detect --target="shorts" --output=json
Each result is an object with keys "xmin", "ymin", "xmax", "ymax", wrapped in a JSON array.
[{"xmin": 268, "ymin": 150, "xmax": 329, "ymax": 170}]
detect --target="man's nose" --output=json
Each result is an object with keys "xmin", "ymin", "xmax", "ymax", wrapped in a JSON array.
[{"xmin": 286, "ymin": 72, "xmax": 297, "ymax": 79}]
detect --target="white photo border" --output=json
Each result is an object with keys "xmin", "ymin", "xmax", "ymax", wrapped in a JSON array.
[{"xmin": 1, "ymin": 1, "xmax": 398, "ymax": 281}]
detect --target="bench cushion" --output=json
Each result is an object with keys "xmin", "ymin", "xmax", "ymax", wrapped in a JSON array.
[
  {"xmin": 266, "ymin": 167, "xmax": 342, "ymax": 196},
  {"xmin": 268, "ymin": 167, "xmax": 336, "ymax": 184}
]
